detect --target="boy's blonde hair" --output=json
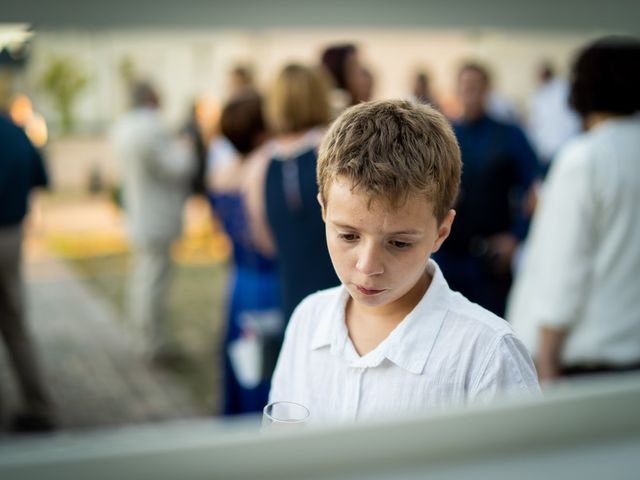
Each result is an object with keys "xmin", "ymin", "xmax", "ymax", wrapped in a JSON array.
[
  {"xmin": 317, "ymin": 100, "xmax": 461, "ymax": 223},
  {"xmin": 265, "ymin": 63, "xmax": 331, "ymax": 135}
]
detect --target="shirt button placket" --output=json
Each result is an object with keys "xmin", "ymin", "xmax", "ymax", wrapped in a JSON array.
[{"xmin": 348, "ymin": 366, "xmax": 365, "ymax": 421}]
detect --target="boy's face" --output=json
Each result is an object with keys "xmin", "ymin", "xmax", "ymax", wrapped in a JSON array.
[{"xmin": 320, "ymin": 176, "xmax": 454, "ymax": 312}]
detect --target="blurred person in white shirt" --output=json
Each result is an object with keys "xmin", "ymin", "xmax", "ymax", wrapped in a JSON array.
[{"xmin": 508, "ymin": 37, "xmax": 640, "ymax": 382}]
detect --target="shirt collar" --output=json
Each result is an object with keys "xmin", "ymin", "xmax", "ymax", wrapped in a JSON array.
[
  {"xmin": 382, "ymin": 260, "xmax": 451, "ymax": 374},
  {"xmin": 309, "ymin": 259, "xmax": 452, "ymax": 375},
  {"xmin": 310, "ymin": 287, "xmax": 350, "ymax": 352}
]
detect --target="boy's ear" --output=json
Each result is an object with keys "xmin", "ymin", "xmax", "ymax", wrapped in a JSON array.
[
  {"xmin": 431, "ymin": 209, "xmax": 456, "ymax": 254},
  {"xmin": 317, "ymin": 193, "xmax": 327, "ymax": 222}
]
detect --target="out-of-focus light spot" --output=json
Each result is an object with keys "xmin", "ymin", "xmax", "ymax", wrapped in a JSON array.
[
  {"xmin": 26, "ymin": 112, "xmax": 48, "ymax": 148},
  {"xmin": 10, "ymin": 94, "xmax": 33, "ymax": 126},
  {"xmin": 10, "ymin": 94, "xmax": 48, "ymax": 147},
  {"xmin": 196, "ymin": 95, "xmax": 221, "ymax": 141},
  {"xmin": 0, "ymin": 23, "xmax": 33, "ymax": 50},
  {"xmin": 441, "ymin": 95, "xmax": 462, "ymax": 120}
]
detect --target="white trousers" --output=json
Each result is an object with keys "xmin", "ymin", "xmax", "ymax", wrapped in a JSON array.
[{"xmin": 128, "ymin": 242, "xmax": 175, "ymax": 355}]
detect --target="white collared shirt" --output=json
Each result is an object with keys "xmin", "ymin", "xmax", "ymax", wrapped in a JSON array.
[{"xmin": 269, "ymin": 260, "xmax": 539, "ymax": 424}]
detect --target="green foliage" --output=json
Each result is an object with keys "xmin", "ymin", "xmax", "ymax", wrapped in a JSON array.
[
  {"xmin": 39, "ymin": 56, "xmax": 89, "ymax": 134},
  {"xmin": 118, "ymin": 56, "xmax": 136, "ymax": 87}
]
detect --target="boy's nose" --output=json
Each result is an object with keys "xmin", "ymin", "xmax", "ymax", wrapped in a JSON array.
[{"xmin": 355, "ymin": 242, "xmax": 384, "ymax": 276}]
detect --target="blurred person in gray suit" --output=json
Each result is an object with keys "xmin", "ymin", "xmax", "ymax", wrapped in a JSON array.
[{"xmin": 112, "ymin": 82, "xmax": 194, "ymax": 363}]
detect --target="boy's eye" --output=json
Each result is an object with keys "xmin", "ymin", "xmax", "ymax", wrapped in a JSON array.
[
  {"xmin": 338, "ymin": 233, "xmax": 358, "ymax": 242},
  {"xmin": 390, "ymin": 240, "xmax": 412, "ymax": 250}
]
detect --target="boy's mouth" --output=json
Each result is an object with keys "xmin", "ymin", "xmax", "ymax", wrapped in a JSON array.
[{"xmin": 355, "ymin": 285, "xmax": 386, "ymax": 296}]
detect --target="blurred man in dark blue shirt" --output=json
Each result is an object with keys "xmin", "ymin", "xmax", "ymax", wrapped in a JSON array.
[
  {"xmin": 0, "ymin": 112, "xmax": 54, "ymax": 432},
  {"xmin": 435, "ymin": 62, "xmax": 540, "ymax": 317}
]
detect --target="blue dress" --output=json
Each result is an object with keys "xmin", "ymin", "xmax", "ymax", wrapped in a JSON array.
[{"xmin": 209, "ymin": 192, "xmax": 281, "ymax": 416}]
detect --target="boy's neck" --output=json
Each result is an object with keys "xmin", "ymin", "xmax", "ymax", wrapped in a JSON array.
[{"xmin": 345, "ymin": 272, "xmax": 432, "ymax": 356}]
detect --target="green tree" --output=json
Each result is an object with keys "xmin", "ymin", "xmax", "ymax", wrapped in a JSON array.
[{"xmin": 39, "ymin": 56, "xmax": 89, "ymax": 134}]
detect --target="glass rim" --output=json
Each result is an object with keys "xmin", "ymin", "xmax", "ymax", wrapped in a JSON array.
[{"xmin": 263, "ymin": 400, "xmax": 310, "ymax": 424}]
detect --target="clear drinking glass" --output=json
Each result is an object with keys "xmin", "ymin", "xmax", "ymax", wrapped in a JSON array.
[{"xmin": 262, "ymin": 401, "xmax": 309, "ymax": 431}]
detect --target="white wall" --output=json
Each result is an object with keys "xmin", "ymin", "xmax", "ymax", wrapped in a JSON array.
[{"xmin": 22, "ymin": 27, "xmax": 596, "ymax": 135}]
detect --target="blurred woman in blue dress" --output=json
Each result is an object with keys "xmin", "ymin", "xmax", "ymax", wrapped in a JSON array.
[{"xmin": 208, "ymin": 93, "xmax": 281, "ymax": 415}]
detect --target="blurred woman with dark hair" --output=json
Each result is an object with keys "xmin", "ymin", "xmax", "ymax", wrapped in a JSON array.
[
  {"xmin": 208, "ymin": 93, "xmax": 281, "ymax": 415},
  {"xmin": 320, "ymin": 44, "xmax": 372, "ymax": 116},
  {"xmin": 509, "ymin": 37, "xmax": 640, "ymax": 382}
]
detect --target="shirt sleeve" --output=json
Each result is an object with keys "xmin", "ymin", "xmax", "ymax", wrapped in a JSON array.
[
  {"xmin": 469, "ymin": 334, "xmax": 541, "ymax": 403},
  {"xmin": 508, "ymin": 140, "xmax": 595, "ymax": 334},
  {"xmin": 510, "ymin": 125, "xmax": 541, "ymax": 186},
  {"xmin": 30, "ymin": 144, "xmax": 49, "ymax": 190}
]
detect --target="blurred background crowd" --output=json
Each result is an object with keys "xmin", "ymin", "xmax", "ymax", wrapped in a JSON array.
[{"xmin": 1, "ymin": 0, "xmax": 639, "ymax": 437}]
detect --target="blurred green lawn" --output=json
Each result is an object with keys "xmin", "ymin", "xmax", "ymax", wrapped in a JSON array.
[{"xmin": 66, "ymin": 253, "xmax": 228, "ymax": 414}]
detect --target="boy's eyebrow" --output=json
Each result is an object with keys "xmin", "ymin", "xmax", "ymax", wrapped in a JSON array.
[{"xmin": 331, "ymin": 221, "xmax": 422, "ymax": 236}]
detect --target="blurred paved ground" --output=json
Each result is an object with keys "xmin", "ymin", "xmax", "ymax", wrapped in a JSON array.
[
  {"xmin": 0, "ymin": 256, "xmax": 206, "ymax": 434},
  {"xmin": 0, "ymin": 193, "xmax": 227, "ymax": 436}
]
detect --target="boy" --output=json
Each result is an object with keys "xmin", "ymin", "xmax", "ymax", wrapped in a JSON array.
[{"xmin": 269, "ymin": 100, "xmax": 539, "ymax": 423}]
